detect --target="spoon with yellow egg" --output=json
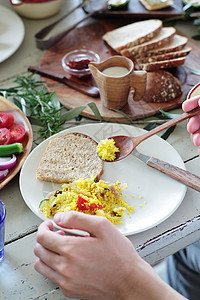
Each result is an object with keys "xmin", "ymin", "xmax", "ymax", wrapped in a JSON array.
[{"xmin": 97, "ymin": 106, "xmax": 200, "ymax": 162}]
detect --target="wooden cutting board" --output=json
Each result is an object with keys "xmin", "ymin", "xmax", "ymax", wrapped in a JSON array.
[{"xmin": 40, "ymin": 20, "xmax": 200, "ymax": 122}]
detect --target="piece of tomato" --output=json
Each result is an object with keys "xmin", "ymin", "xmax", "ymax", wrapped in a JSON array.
[
  {"xmin": 0, "ymin": 113, "xmax": 9, "ymax": 128},
  {"xmin": 9, "ymin": 124, "xmax": 26, "ymax": 143},
  {"xmin": 6, "ymin": 113, "xmax": 15, "ymax": 128},
  {"xmin": 0, "ymin": 112, "xmax": 15, "ymax": 128},
  {"xmin": 90, "ymin": 203, "xmax": 103, "ymax": 210},
  {"xmin": 77, "ymin": 195, "xmax": 89, "ymax": 211},
  {"xmin": 0, "ymin": 128, "xmax": 12, "ymax": 145}
]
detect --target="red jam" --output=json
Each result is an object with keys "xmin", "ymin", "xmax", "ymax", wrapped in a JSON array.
[{"xmin": 66, "ymin": 58, "xmax": 92, "ymax": 70}]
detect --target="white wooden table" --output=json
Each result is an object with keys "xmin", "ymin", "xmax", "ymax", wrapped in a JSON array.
[{"xmin": 0, "ymin": 1, "xmax": 200, "ymax": 299}]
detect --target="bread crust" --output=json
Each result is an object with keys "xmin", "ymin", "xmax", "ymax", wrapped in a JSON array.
[
  {"xmin": 37, "ymin": 133, "xmax": 104, "ymax": 183},
  {"xmin": 141, "ymin": 35, "xmax": 188, "ymax": 58},
  {"xmin": 135, "ymin": 47, "xmax": 191, "ymax": 65},
  {"xmin": 102, "ymin": 19, "xmax": 162, "ymax": 52},
  {"xmin": 136, "ymin": 56, "xmax": 186, "ymax": 71},
  {"xmin": 139, "ymin": 70, "xmax": 182, "ymax": 103},
  {"xmin": 121, "ymin": 27, "xmax": 176, "ymax": 57}
]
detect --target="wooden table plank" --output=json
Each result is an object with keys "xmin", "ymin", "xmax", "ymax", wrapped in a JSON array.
[{"xmin": 1, "ymin": 232, "xmax": 77, "ymax": 300}]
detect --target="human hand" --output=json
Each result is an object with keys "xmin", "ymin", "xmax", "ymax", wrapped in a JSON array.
[
  {"xmin": 182, "ymin": 95, "xmax": 200, "ymax": 155},
  {"xmin": 34, "ymin": 211, "xmax": 185, "ymax": 300},
  {"xmin": 34, "ymin": 211, "xmax": 139, "ymax": 299}
]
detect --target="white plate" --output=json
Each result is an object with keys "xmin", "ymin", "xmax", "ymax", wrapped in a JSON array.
[
  {"xmin": 19, "ymin": 123, "xmax": 187, "ymax": 236},
  {"xmin": 0, "ymin": 5, "xmax": 25, "ymax": 63}
]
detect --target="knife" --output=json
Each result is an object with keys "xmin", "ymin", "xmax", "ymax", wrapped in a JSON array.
[
  {"xmin": 132, "ymin": 148, "xmax": 200, "ymax": 192},
  {"xmin": 28, "ymin": 66, "xmax": 100, "ymax": 98}
]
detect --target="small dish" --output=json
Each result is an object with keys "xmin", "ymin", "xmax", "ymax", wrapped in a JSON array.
[
  {"xmin": 10, "ymin": 0, "xmax": 64, "ymax": 19},
  {"xmin": 61, "ymin": 49, "xmax": 100, "ymax": 78},
  {"xmin": 0, "ymin": 96, "xmax": 33, "ymax": 190},
  {"xmin": 187, "ymin": 82, "xmax": 200, "ymax": 99}
]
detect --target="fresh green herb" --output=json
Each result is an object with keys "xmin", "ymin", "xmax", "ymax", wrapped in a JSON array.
[
  {"xmin": 143, "ymin": 122, "xmax": 157, "ymax": 131},
  {"xmin": 159, "ymin": 108, "xmax": 181, "ymax": 119},
  {"xmin": 111, "ymin": 108, "xmax": 135, "ymax": 123},
  {"xmin": 185, "ymin": 64, "xmax": 200, "ymax": 75},
  {"xmin": 160, "ymin": 126, "xmax": 176, "ymax": 140},
  {"xmin": 0, "ymin": 73, "xmax": 102, "ymax": 143}
]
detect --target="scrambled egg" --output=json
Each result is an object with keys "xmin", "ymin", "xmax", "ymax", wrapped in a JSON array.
[
  {"xmin": 39, "ymin": 176, "xmax": 134, "ymax": 225},
  {"xmin": 96, "ymin": 138, "xmax": 120, "ymax": 161}
]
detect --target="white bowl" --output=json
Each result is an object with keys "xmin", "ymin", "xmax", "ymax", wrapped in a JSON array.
[{"xmin": 10, "ymin": 0, "xmax": 64, "ymax": 19}]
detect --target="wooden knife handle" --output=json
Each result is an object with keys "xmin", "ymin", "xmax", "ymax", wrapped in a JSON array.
[
  {"xmin": 147, "ymin": 157, "xmax": 200, "ymax": 192},
  {"xmin": 28, "ymin": 66, "xmax": 100, "ymax": 98}
]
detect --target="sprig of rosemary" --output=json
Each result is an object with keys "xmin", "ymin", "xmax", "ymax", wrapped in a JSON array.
[{"xmin": 0, "ymin": 73, "xmax": 102, "ymax": 143}]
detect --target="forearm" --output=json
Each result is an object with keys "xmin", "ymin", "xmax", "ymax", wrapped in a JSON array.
[{"xmin": 118, "ymin": 257, "xmax": 187, "ymax": 300}]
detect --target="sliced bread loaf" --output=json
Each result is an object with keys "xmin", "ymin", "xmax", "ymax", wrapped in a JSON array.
[
  {"xmin": 140, "ymin": 34, "xmax": 188, "ymax": 58},
  {"xmin": 139, "ymin": 0, "xmax": 174, "ymax": 11},
  {"xmin": 121, "ymin": 27, "xmax": 176, "ymax": 57},
  {"xmin": 102, "ymin": 19, "xmax": 162, "ymax": 52},
  {"xmin": 139, "ymin": 70, "xmax": 182, "ymax": 103},
  {"xmin": 37, "ymin": 133, "xmax": 104, "ymax": 184},
  {"xmin": 135, "ymin": 46, "xmax": 191, "ymax": 64},
  {"xmin": 135, "ymin": 56, "xmax": 186, "ymax": 71}
]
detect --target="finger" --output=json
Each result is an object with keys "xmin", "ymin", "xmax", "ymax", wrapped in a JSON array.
[
  {"xmin": 191, "ymin": 132, "xmax": 200, "ymax": 147},
  {"xmin": 54, "ymin": 211, "xmax": 117, "ymax": 238},
  {"xmin": 34, "ymin": 242, "xmax": 61, "ymax": 271},
  {"xmin": 34, "ymin": 258, "xmax": 62, "ymax": 286},
  {"xmin": 36, "ymin": 221, "xmax": 73, "ymax": 255},
  {"xmin": 187, "ymin": 115, "xmax": 200, "ymax": 134},
  {"xmin": 182, "ymin": 95, "xmax": 200, "ymax": 112}
]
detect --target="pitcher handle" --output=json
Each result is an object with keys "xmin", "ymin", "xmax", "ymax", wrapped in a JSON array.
[{"xmin": 130, "ymin": 70, "xmax": 147, "ymax": 101}]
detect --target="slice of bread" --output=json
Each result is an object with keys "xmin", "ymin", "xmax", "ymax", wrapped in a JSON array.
[
  {"xmin": 37, "ymin": 133, "xmax": 103, "ymax": 184},
  {"xmin": 135, "ymin": 56, "xmax": 186, "ymax": 71},
  {"xmin": 139, "ymin": 70, "xmax": 182, "ymax": 103},
  {"xmin": 121, "ymin": 27, "xmax": 176, "ymax": 57},
  {"xmin": 139, "ymin": 0, "xmax": 174, "ymax": 11},
  {"xmin": 102, "ymin": 19, "xmax": 162, "ymax": 52},
  {"xmin": 135, "ymin": 46, "xmax": 191, "ymax": 64},
  {"xmin": 139, "ymin": 34, "xmax": 188, "ymax": 58}
]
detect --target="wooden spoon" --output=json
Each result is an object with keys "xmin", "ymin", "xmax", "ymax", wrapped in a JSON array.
[{"xmin": 107, "ymin": 106, "xmax": 200, "ymax": 162}]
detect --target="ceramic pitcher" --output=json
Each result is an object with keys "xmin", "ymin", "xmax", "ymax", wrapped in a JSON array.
[{"xmin": 89, "ymin": 56, "xmax": 147, "ymax": 109}]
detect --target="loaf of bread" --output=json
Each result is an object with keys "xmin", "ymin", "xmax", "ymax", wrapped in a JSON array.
[
  {"xmin": 135, "ymin": 56, "xmax": 186, "ymax": 71},
  {"xmin": 140, "ymin": 34, "xmax": 188, "ymax": 58},
  {"xmin": 102, "ymin": 19, "xmax": 162, "ymax": 52},
  {"xmin": 121, "ymin": 27, "xmax": 176, "ymax": 57},
  {"xmin": 139, "ymin": 0, "xmax": 174, "ymax": 11},
  {"xmin": 135, "ymin": 47, "xmax": 191, "ymax": 65},
  {"xmin": 102, "ymin": 20, "xmax": 190, "ymax": 72},
  {"xmin": 139, "ymin": 70, "xmax": 182, "ymax": 102},
  {"xmin": 37, "ymin": 133, "xmax": 104, "ymax": 183}
]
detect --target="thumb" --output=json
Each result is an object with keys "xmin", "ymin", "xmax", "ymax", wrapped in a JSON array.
[
  {"xmin": 182, "ymin": 95, "xmax": 200, "ymax": 112},
  {"xmin": 53, "ymin": 211, "xmax": 111, "ymax": 237}
]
